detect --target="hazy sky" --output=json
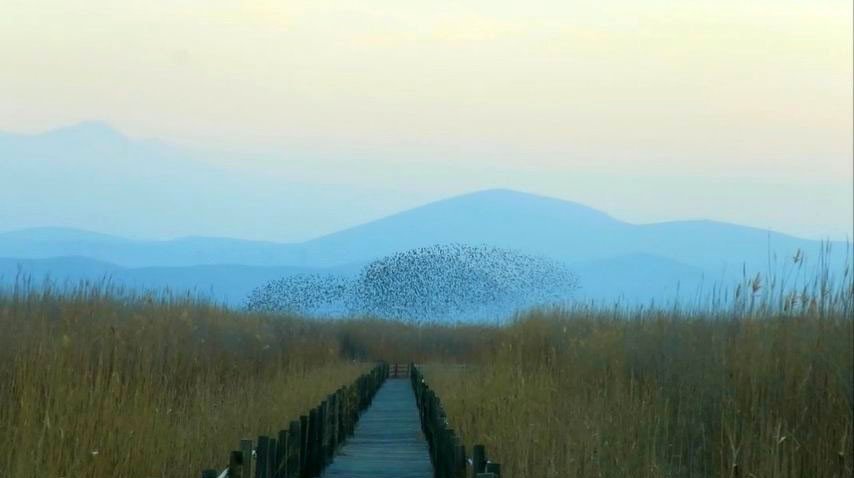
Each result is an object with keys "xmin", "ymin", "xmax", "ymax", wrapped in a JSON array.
[{"xmin": 1, "ymin": 0, "xmax": 852, "ymax": 240}]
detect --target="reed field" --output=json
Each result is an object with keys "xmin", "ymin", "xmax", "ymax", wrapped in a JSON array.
[
  {"xmin": 0, "ymin": 247, "xmax": 852, "ymax": 477},
  {"xmin": 424, "ymin": 248, "xmax": 854, "ymax": 478},
  {"xmin": 0, "ymin": 283, "xmax": 366, "ymax": 477},
  {"xmin": 425, "ymin": 311, "xmax": 853, "ymax": 478}
]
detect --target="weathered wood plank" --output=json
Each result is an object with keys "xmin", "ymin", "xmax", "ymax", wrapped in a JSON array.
[{"xmin": 321, "ymin": 379, "xmax": 433, "ymax": 478}]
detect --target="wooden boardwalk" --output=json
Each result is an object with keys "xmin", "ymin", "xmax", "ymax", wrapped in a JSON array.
[{"xmin": 321, "ymin": 378, "xmax": 434, "ymax": 478}]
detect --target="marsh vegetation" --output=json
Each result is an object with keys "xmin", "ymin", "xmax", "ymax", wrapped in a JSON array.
[{"xmin": 1, "ymin": 250, "xmax": 851, "ymax": 477}]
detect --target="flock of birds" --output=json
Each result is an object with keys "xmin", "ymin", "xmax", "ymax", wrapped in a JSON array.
[{"xmin": 245, "ymin": 244, "xmax": 578, "ymax": 322}]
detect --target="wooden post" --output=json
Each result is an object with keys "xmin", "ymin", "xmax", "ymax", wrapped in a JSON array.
[
  {"xmin": 255, "ymin": 435, "xmax": 270, "ymax": 478},
  {"xmin": 325, "ymin": 396, "xmax": 334, "ymax": 463},
  {"xmin": 299, "ymin": 415, "xmax": 308, "ymax": 474},
  {"xmin": 454, "ymin": 445, "xmax": 467, "ymax": 478},
  {"xmin": 228, "ymin": 450, "xmax": 244, "ymax": 478},
  {"xmin": 347, "ymin": 384, "xmax": 356, "ymax": 435},
  {"xmin": 256, "ymin": 436, "xmax": 271, "ymax": 478},
  {"xmin": 267, "ymin": 438, "xmax": 279, "ymax": 478},
  {"xmin": 288, "ymin": 420, "xmax": 301, "ymax": 477},
  {"xmin": 240, "ymin": 439, "xmax": 254, "ymax": 478},
  {"xmin": 436, "ymin": 426, "xmax": 446, "ymax": 477},
  {"xmin": 275, "ymin": 430, "xmax": 287, "ymax": 478},
  {"xmin": 472, "ymin": 445, "xmax": 486, "ymax": 476},
  {"xmin": 332, "ymin": 391, "xmax": 340, "ymax": 448},
  {"xmin": 335, "ymin": 389, "xmax": 344, "ymax": 445},
  {"xmin": 318, "ymin": 400, "xmax": 328, "ymax": 466},
  {"xmin": 308, "ymin": 407, "xmax": 320, "ymax": 476}
]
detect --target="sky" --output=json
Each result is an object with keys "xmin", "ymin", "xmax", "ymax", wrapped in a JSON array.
[{"xmin": 1, "ymin": 0, "xmax": 852, "ymax": 241}]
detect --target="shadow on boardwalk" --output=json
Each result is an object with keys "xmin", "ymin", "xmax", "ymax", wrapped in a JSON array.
[{"xmin": 321, "ymin": 379, "xmax": 434, "ymax": 478}]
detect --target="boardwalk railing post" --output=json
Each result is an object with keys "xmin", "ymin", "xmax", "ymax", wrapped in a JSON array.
[
  {"xmin": 330, "ymin": 391, "xmax": 338, "ymax": 450},
  {"xmin": 307, "ymin": 407, "xmax": 319, "ymax": 477},
  {"xmin": 335, "ymin": 388, "xmax": 344, "ymax": 446},
  {"xmin": 275, "ymin": 430, "xmax": 287, "ymax": 478},
  {"xmin": 324, "ymin": 396, "xmax": 332, "ymax": 463},
  {"xmin": 454, "ymin": 444, "xmax": 467, "ymax": 478},
  {"xmin": 255, "ymin": 435, "xmax": 271, "ymax": 478},
  {"xmin": 240, "ymin": 439, "xmax": 254, "ymax": 478},
  {"xmin": 319, "ymin": 400, "xmax": 327, "ymax": 467},
  {"xmin": 202, "ymin": 363, "xmax": 389, "ymax": 478},
  {"xmin": 268, "ymin": 437, "xmax": 277, "ymax": 478},
  {"xmin": 472, "ymin": 445, "xmax": 486, "ymax": 476},
  {"xmin": 409, "ymin": 364, "xmax": 501, "ymax": 478},
  {"xmin": 287, "ymin": 420, "xmax": 300, "ymax": 477},
  {"xmin": 228, "ymin": 450, "xmax": 244, "ymax": 478},
  {"xmin": 327, "ymin": 397, "xmax": 333, "ymax": 463},
  {"xmin": 326, "ymin": 395, "xmax": 334, "ymax": 463},
  {"xmin": 299, "ymin": 415, "xmax": 308, "ymax": 474}
]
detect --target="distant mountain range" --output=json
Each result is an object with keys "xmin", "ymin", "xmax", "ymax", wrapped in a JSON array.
[
  {"xmin": 1, "ymin": 188, "xmax": 844, "ymax": 306},
  {"xmin": 0, "ymin": 121, "xmax": 383, "ymax": 242},
  {"xmin": 1, "ymin": 123, "xmax": 847, "ymax": 308},
  {"xmin": 0, "ymin": 256, "xmax": 360, "ymax": 305},
  {"xmin": 0, "ymin": 189, "xmax": 832, "ymax": 269}
]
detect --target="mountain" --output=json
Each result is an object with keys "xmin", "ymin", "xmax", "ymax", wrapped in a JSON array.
[
  {"xmin": 0, "ymin": 252, "xmax": 703, "ymax": 306},
  {"xmin": 287, "ymin": 189, "xmax": 841, "ymax": 275},
  {"xmin": 1, "ymin": 121, "xmax": 839, "ymax": 271},
  {"xmin": 569, "ymin": 254, "xmax": 707, "ymax": 305},
  {"xmin": 0, "ymin": 121, "xmax": 378, "ymax": 243},
  {"xmin": 2, "ymin": 187, "xmax": 842, "ymax": 269},
  {"xmin": 0, "ymin": 256, "xmax": 361, "ymax": 305},
  {"xmin": 2, "ymin": 189, "xmax": 833, "ymax": 274},
  {"xmin": 0, "ymin": 228, "xmax": 300, "ymax": 267},
  {"xmin": 1, "ymin": 121, "xmax": 845, "ymax": 306},
  {"xmin": 286, "ymin": 189, "xmax": 631, "ymax": 267},
  {"xmin": 0, "ymin": 226, "xmax": 127, "ymax": 243},
  {"xmin": 0, "ymin": 256, "xmax": 121, "ymax": 283}
]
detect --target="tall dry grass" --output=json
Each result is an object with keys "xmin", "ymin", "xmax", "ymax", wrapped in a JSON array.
[
  {"xmin": 0, "ymin": 282, "xmax": 365, "ymax": 477},
  {"xmin": 427, "ymin": 312, "xmax": 852, "ymax": 477},
  {"xmin": 424, "ymin": 254, "xmax": 854, "ymax": 478},
  {"xmin": 1, "ymin": 244, "xmax": 851, "ymax": 478}
]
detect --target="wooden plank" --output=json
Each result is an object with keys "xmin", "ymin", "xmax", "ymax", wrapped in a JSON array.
[
  {"xmin": 228, "ymin": 450, "xmax": 244, "ymax": 478},
  {"xmin": 275, "ymin": 430, "xmax": 287, "ymax": 478},
  {"xmin": 255, "ymin": 436, "xmax": 270, "ymax": 478},
  {"xmin": 299, "ymin": 415, "xmax": 308, "ymax": 474},
  {"xmin": 321, "ymin": 379, "xmax": 433, "ymax": 478},
  {"xmin": 288, "ymin": 420, "xmax": 301, "ymax": 477},
  {"xmin": 308, "ymin": 407, "xmax": 320, "ymax": 476},
  {"xmin": 472, "ymin": 445, "xmax": 486, "ymax": 475},
  {"xmin": 453, "ymin": 445, "xmax": 467, "ymax": 478},
  {"xmin": 268, "ymin": 438, "xmax": 277, "ymax": 478},
  {"xmin": 240, "ymin": 439, "xmax": 254, "ymax": 478}
]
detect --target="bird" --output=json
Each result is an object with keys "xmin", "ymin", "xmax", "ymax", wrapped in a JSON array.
[{"xmin": 246, "ymin": 244, "xmax": 578, "ymax": 323}]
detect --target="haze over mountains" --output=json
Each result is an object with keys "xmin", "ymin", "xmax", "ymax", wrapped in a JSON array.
[
  {"xmin": 1, "ymin": 122, "xmax": 847, "ymax": 307},
  {"xmin": 1, "ymin": 188, "xmax": 843, "ymax": 305},
  {"xmin": 0, "ymin": 121, "xmax": 396, "ymax": 242}
]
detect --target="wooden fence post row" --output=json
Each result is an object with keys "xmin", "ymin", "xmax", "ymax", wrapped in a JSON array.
[
  {"xmin": 202, "ymin": 362, "xmax": 389, "ymax": 478},
  {"xmin": 410, "ymin": 363, "xmax": 501, "ymax": 478}
]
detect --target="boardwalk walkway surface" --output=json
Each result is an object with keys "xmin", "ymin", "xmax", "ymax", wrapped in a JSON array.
[{"xmin": 321, "ymin": 378, "xmax": 434, "ymax": 478}]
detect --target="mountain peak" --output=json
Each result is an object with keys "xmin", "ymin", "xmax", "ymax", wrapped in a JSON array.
[
  {"xmin": 0, "ymin": 227, "xmax": 128, "ymax": 243},
  {"xmin": 38, "ymin": 120, "xmax": 127, "ymax": 143},
  {"xmin": 422, "ymin": 188, "xmax": 621, "ymax": 225},
  {"xmin": 454, "ymin": 188, "xmax": 595, "ymax": 205}
]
